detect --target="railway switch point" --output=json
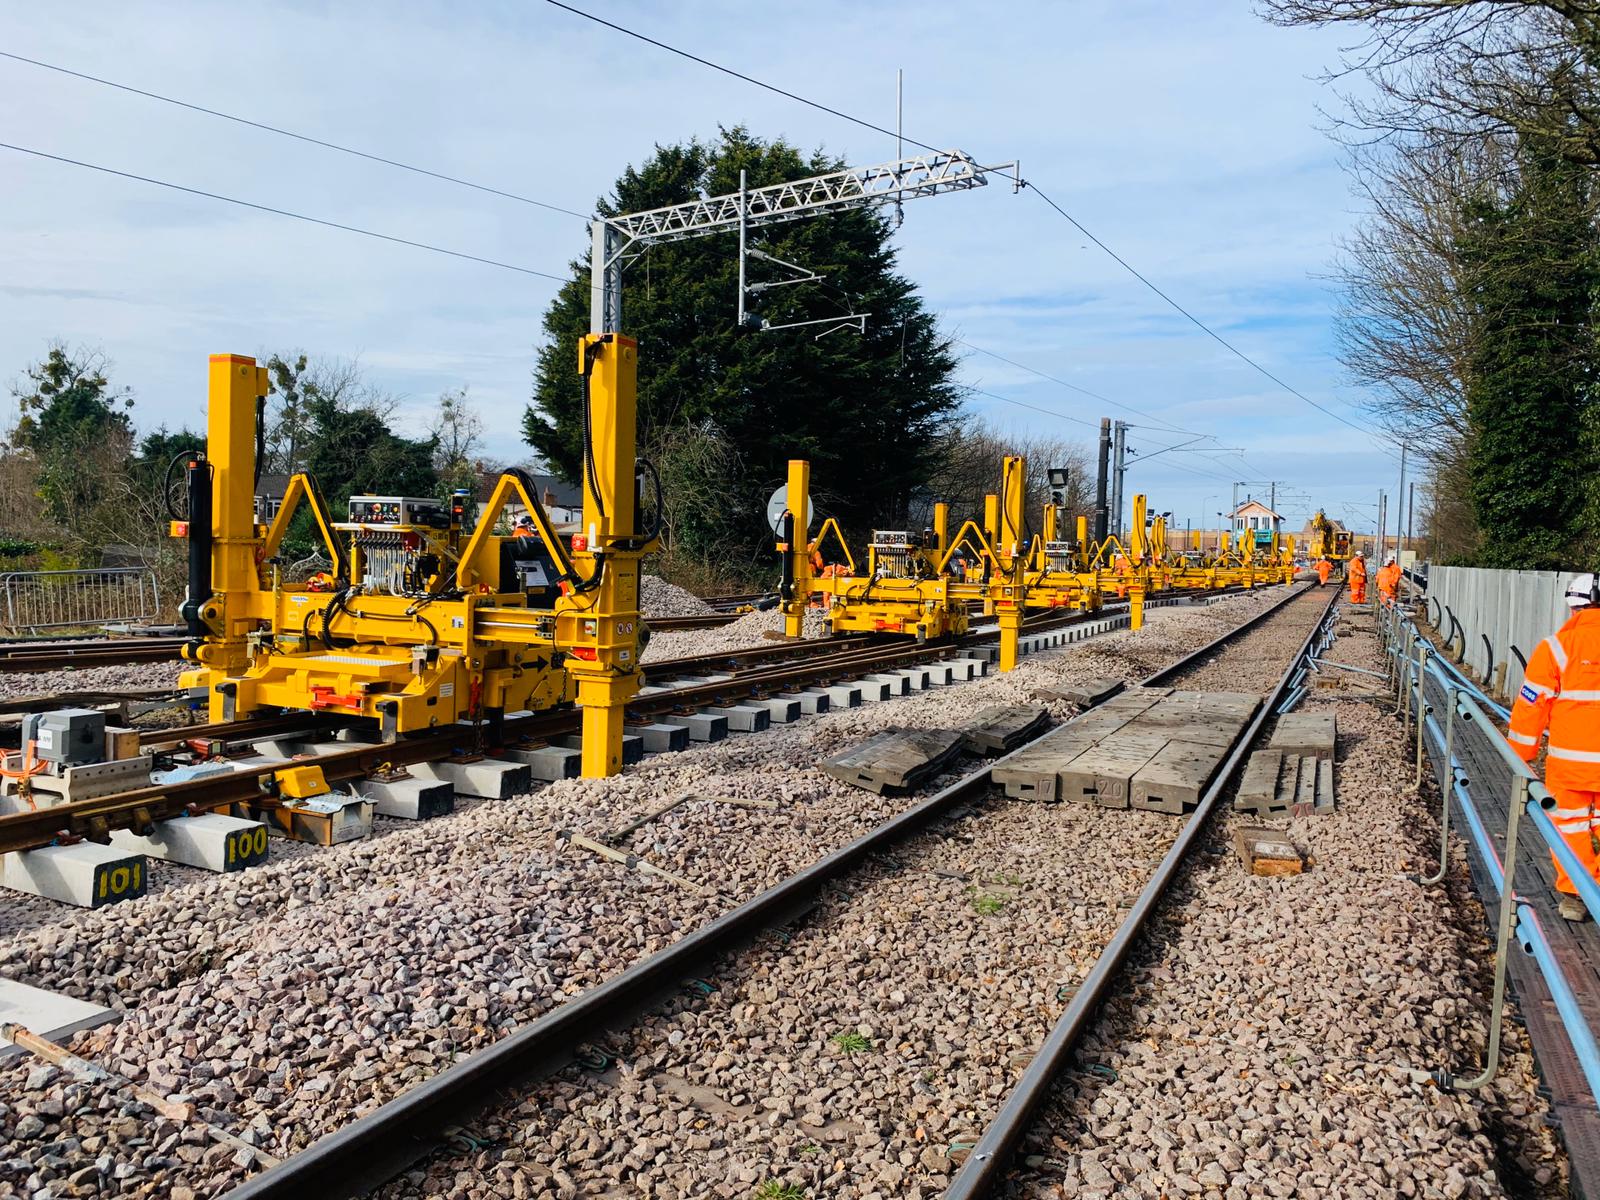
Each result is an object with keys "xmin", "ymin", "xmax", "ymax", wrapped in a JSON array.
[
  {"xmin": 0, "ymin": 842, "xmax": 149, "ymax": 908},
  {"xmin": 108, "ymin": 812, "xmax": 269, "ymax": 872}
]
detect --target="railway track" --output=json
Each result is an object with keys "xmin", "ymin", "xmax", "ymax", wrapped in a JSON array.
[
  {"xmin": 212, "ymin": 582, "xmax": 1330, "ymax": 1199},
  {"xmin": 0, "ymin": 585, "xmax": 1260, "ymax": 672},
  {"xmin": 0, "ymin": 635, "xmax": 190, "ymax": 672},
  {"xmin": 0, "ymin": 590, "xmax": 1268, "ymax": 856},
  {"xmin": 0, "ymin": 598, "xmax": 1156, "ymax": 854}
]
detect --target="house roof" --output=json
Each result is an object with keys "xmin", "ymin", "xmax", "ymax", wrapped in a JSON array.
[
  {"xmin": 1231, "ymin": 500, "xmax": 1283, "ymax": 520},
  {"xmin": 477, "ymin": 471, "xmax": 582, "ymax": 510}
]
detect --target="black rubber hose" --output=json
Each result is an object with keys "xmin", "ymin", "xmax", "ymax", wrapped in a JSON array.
[
  {"xmin": 580, "ymin": 341, "xmax": 606, "ymax": 524},
  {"xmin": 164, "ymin": 449, "xmax": 203, "ymax": 522}
]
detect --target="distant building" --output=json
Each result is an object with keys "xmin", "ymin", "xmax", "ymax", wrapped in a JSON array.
[
  {"xmin": 1231, "ymin": 499, "xmax": 1283, "ymax": 537},
  {"xmin": 478, "ymin": 472, "xmax": 582, "ymax": 529}
]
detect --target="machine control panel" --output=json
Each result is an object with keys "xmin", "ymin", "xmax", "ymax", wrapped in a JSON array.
[
  {"xmin": 871, "ymin": 530, "xmax": 911, "ymax": 548},
  {"xmin": 338, "ymin": 496, "xmax": 449, "ymax": 529}
]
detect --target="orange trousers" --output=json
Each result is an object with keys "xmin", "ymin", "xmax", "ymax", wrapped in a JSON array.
[
  {"xmin": 1349, "ymin": 580, "xmax": 1366, "ymax": 603},
  {"xmin": 1551, "ymin": 787, "xmax": 1600, "ymax": 896}
]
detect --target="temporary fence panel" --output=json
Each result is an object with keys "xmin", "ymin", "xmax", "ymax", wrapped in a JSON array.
[
  {"xmin": 1427, "ymin": 565, "xmax": 1570, "ymax": 701},
  {"xmin": 0, "ymin": 568, "xmax": 162, "ymax": 632}
]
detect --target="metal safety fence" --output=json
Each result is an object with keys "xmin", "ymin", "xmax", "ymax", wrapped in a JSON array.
[
  {"xmin": 0, "ymin": 568, "xmax": 162, "ymax": 633},
  {"xmin": 1426, "ymin": 564, "xmax": 1570, "ymax": 702},
  {"xmin": 1381, "ymin": 602, "xmax": 1600, "ymax": 1101}
]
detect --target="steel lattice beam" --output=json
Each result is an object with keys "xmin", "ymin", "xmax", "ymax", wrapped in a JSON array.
[{"xmin": 605, "ymin": 150, "xmax": 991, "ymax": 247}]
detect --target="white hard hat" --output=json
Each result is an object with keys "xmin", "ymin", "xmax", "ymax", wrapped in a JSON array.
[
  {"xmin": 1385, "ymin": 553, "xmax": 1396, "ymax": 564},
  {"xmin": 1567, "ymin": 573, "xmax": 1597, "ymax": 608}
]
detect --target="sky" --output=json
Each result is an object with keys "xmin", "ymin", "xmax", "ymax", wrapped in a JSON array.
[{"xmin": 1, "ymin": 0, "xmax": 1411, "ymax": 537}]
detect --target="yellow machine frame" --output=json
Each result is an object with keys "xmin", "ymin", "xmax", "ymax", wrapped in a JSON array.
[{"xmin": 176, "ymin": 344, "xmax": 654, "ymax": 778}]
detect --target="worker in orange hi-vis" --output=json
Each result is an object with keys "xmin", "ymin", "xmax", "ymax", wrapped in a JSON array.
[
  {"xmin": 1315, "ymin": 558, "xmax": 1333, "ymax": 587},
  {"xmin": 1377, "ymin": 554, "xmax": 1402, "ymax": 608},
  {"xmin": 1507, "ymin": 574, "xmax": 1600, "ymax": 921},
  {"xmin": 1114, "ymin": 549, "xmax": 1131, "ymax": 599},
  {"xmin": 1347, "ymin": 553, "xmax": 1368, "ymax": 604}
]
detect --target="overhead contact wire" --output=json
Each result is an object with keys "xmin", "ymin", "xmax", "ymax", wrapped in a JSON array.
[
  {"xmin": 0, "ymin": 142, "xmax": 587, "ymax": 285},
  {"xmin": 0, "ymin": 50, "xmax": 593, "ymax": 220}
]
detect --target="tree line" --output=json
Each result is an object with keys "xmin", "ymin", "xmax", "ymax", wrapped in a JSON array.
[
  {"xmin": 2, "ymin": 345, "xmax": 490, "ymax": 604},
  {"xmin": 1262, "ymin": 0, "xmax": 1600, "ymax": 569}
]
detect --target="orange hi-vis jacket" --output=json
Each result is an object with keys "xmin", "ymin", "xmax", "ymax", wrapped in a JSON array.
[
  {"xmin": 1508, "ymin": 608, "xmax": 1600, "ymax": 790},
  {"xmin": 1378, "ymin": 562, "xmax": 1401, "ymax": 594},
  {"xmin": 1348, "ymin": 557, "xmax": 1367, "ymax": 584}
]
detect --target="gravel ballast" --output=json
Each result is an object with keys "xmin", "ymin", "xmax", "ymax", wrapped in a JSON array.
[
  {"xmin": 0, "ymin": 588, "xmax": 1321, "ymax": 1198},
  {"xmin": 372, "ymin": 589, "xmax": 1333, "ymax": 1199},
  {"xmin": 999, "ymin": 604, "xmax": 1565, "ymax": 1200}
]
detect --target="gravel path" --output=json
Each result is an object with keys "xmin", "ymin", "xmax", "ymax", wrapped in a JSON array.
[
  {"xmin": 1000, "ymin": 605, "xmax": 1566, "ymax": 1200},
  {"xmin": 0, "ymin": 588, "xmax": 1297, "ymax": 1199}
]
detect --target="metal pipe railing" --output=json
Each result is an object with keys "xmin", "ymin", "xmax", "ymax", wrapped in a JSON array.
[{"xmin": 1390, "ymin": 613, "xmax": 1600, "ymax": 1099}]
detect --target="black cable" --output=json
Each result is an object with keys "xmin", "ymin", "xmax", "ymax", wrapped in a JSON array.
[
  {"xmin": 0, "ymin": 141, "xmax": 581, "ymax": 284},
  {"xmin": 544, "ymin": 0, "xmax": 941, "ymax": 154},
  {"xmin": 341, "ymin": 604, "xmax": 440, "ymax": 646},
  {"xmin": 1027, "ymin": 183, "xmax": 1400, "ymax": 458},
  {"xmin": 0, "ymin": 50, "xmax": 593, "ymax": 221},
  {"xmin": 579, "ymin": 341, "xmax": 607, "ymax": 524},
  {"xmin": 162, "ymin": 450, "xmax": 202, "ymax": 521}
]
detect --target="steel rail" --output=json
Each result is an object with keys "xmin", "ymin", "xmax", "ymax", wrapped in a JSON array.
[
  {"xmin": 644, "ymin": 613, "xmax": 740, "ymax": 631},
  {"xmin": 221, "ymin": 583, "xmax": 1314, "ymax": 1200},
  {"xmin": 0, "ymin": 637, "xmax": 189, "ymax": 672},
  {"xmin": 943, "ymin": 582, "xmax": 1338, "ymax": 1198}
]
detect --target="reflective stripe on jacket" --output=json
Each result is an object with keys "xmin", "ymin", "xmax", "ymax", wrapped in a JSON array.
[{"xmin": 1507, "ymin": 608, "xmax": 1600, "ymax": 789}]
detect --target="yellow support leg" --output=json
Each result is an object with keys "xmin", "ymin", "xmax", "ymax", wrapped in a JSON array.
[
  {"xmin": 562, "ymin": 333, "xmax": 648, "ymax": 780},
  {"xmin": 783, "ymin": 458, "xmax": 812, "ymax": 639},
  {"xmin": 578, "ymin": 680, "xmax": 627, "ymax": 777},
  {"xmin": 1130, "ymin": 584, "xmax": 1146, "ymax": 631},
  {"xmin": 998, "ymin": 604, "xmax": 1023, "ymax": 672}
]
